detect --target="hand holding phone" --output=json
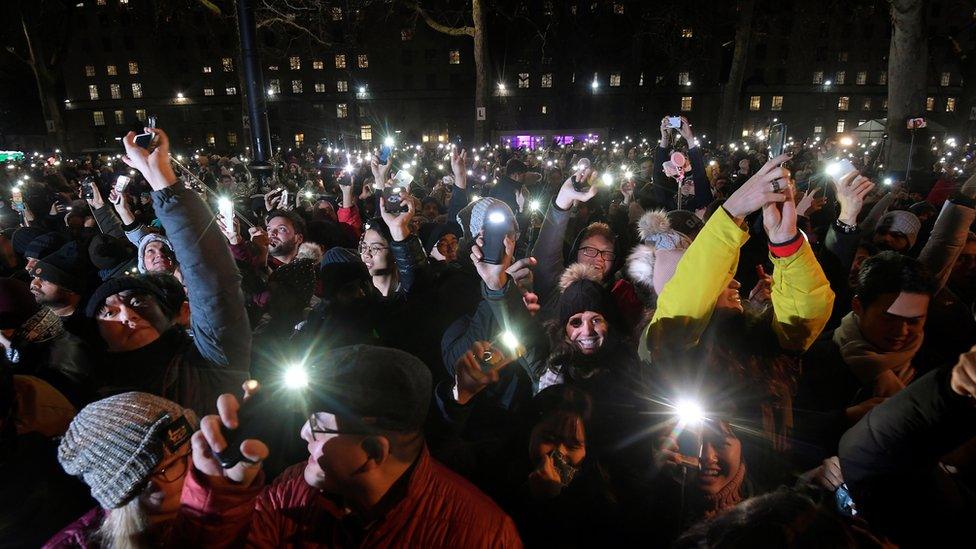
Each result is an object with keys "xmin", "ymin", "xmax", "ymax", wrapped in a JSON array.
[
  {"xmin": 134, "ymin": 116, "xmax": 158, "ymax": 151},
  {"xmin": 667, "ymin": 116, "xmax": 683, "ymax": 129}
]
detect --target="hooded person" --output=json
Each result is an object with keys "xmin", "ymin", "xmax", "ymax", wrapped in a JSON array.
[{"xmin": 136, "ymin": 233, "xmax": 178, "ymax": 276}]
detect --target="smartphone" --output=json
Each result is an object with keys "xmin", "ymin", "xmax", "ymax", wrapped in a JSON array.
[
  {"xmin": 383, "ymin": 186, "xmax": 407, "ymax": 214},
  {"xmin": 214, "ymin": 392, "xmax": 268, "ymax": 468},
  {"xmin": 906, "ymin": 117, "xmax": 927, "ymax": 130},
  {"xmin": 280, "ymin": 189, "xmax": 289, "ymax": 208},
  {"xmin": 378, "ymin": 144, "xmax": 392, "ymax": 165},
  {"xmin": 572, "ymin": 158, "xmax": 592, "ymax": 192},
  {"xmin": 549, "ymin": 449, "xmax": 578, "ymax": 487},
  {"xmin": 81, "ymin": 176, "xmax": 95, "ymax": 200},
  {"xmin": 134, "ymin": 116, "xmax": 157, "ymax": 150},
  {"xmin": 667, "ymin": 116, "xmax": 683, "ymax": 129},
  {"xmin": 218, "ymin": 198, "xmax": 235, "ymax": 226},
  {"xmin": 454, "ymin": 135, "xmax": 463, "ymax": 150},
  {"xmin": 768, "ymin": 123, "xmax": 787, "ymax": 159},
  {"xmin": 481, "ymin": 207, "xmax": 509, "ymax": 265},
  {"xmin": 675, "ymin": 424, "xmax": 703, "ymax": 470},
  {"xmin": 11, "ymin": 187, "xmax": 24, "ymax": 213},
  {"xmin": 835, "ymin": 483, "xmax": 858, "ymax": 517},
  {"xmin": 827, "ymin": 159, "xmax": 857, "ymax": 181},
  {"xmin": 114, "ymin": 175, "xmax": 131, "ymax": 194},
  {"xmin": 393, "ymin": 170, "xmax": 414, "ymax": 188}
]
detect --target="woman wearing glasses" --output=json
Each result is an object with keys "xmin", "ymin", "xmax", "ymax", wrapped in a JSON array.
[{"xmin": 44, "ymin": 392, "xmax": 197, "ymax": 548}]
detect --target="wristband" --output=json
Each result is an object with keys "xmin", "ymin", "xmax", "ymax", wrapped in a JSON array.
[
  {"xmin": 768, "ymin": 232, "xmax": 804, "ymax": 258},
  {"xmin": 834, "ymin": 219, "xmax": 858, "ymax": 234}
]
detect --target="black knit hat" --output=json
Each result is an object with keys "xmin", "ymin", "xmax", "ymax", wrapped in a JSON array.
[
  {"xmin": 25, "ymin": 232, "xmax": 67, "ymax": 260},
  {"xmin": 419, "ymin": 222, "xmax": 463, "ymax": 254},
  {"xmin": 0, "ymin": 278, "xmax": 40, "ymax": 330},
  {"xmin": 85, "ymin": 276, "xmax": 168, "ymax": 318},
  {"xmin": 32, "ymin": 241, "xmax": 89, "ymax": 294},
  {"xmin": 556, "ymin": 265, "xmax": 614, "ymax": 327},
  {"xmin": 11, "ymin": 227, "xmax": 44, "ymax": 256},
  {"xmin": 88, "ymin": 234, "xmax": 137, "ymax": 281}
]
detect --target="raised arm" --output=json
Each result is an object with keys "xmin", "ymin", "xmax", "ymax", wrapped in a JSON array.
[
  {"xmin": 917, "ymin": 192, "xmax": 976, "ymax": 293},
  {"xmin": 678, "ymin": 117, "xmax": 713, "ymax": 211}
]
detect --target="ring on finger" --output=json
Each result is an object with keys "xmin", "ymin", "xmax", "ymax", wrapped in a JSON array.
[{"xmin": 771, "ymin": 179, "xmax": 782, "ymax": 192}]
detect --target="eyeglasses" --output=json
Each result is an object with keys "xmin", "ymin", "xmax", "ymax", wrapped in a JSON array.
[
  {"xmin": 578, "ymin": 246, "xmax": 616, "ymax": 261},
  {"xmin": 359, "ymin": 242, "xmax": 389, "ymax": 257},
  {"xmin": 152, "ymin": 450, "xmax": 191, "ymax": 483},
  {"xmin": 308, "ymin": 414, "xmax": 372, "ymax": 441}
]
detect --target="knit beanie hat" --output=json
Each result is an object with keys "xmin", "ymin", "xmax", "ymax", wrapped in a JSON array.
[
  {"xmin": 556, "ymin": 264, "xmax": 614, "ymax": 326},
  {"xmin": 57, "ymin": 392, "xmax": 198, "ymax": 509},
  {"xmin": 11, "ymin": 227, "xmax": 44, "ymax": 256},
  {"xmin": 463, "ymin": 197, "xmax": 520, "ymax": 241},
  {"xmin": 627, "ymin": 210, "xmax": 693, "ymax": 296},
  {"xmin": 89, "ymin": 234, "xmax": 138, "ymax": 280},
  {"xmin": 878, "ymin": 210, "xmax": 922, "ymax": 248},
  {"xmin": 0, "ymin": 278, "xmax": 40, "ymax": 330},
  {"xmin": 419, "ymin": 222, "xmax": 463, "ymax": 254},
  {"xmin": 33, "ymin": 241, "xmax": 90, "ymax": 294},
  {"xmin": 25, "ymin": 232, "xmax": 67, "ymax": 261},
  {"xmin": 137, "ymin": 233, "xmax": 176, "ymax": 274},
  {"xmin": 322, "ymin": 246, "xmax": 359, "ymax": 265},
  {"xmin": 85, "ymin": 275, "xmax": 169, "ymax": 318}
]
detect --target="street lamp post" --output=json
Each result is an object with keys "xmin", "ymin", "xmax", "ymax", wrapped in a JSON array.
[{"xmin": 236, "ymin": 0, "xmax": 273, "ymax": 182}]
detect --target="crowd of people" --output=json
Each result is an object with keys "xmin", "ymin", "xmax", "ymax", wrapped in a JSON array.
[{"xmin": 1, "ymin": 114, "xmax": 975, "ymax": 547}]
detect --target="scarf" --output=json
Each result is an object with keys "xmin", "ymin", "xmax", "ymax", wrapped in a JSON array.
[
  {"xmin": 832, "ymin": 312, "xmax": 922, "ymax": 397},
  {"xmin": 6, "ymin": 307, "xmax": 64, "ymax": 363},
  {"xmin": 700, "ymin": 463, "xmax": 746, "ymax": 519}
]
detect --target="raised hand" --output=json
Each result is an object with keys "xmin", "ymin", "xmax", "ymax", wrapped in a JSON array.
[
  {"xmin": 451, "ymin": 148, "xmax": 468, "ymax": 189},
  {"xmin": 471, "ymin": 233, "xmax": 516, "ymax": 291},
  {"xmin": 121, "ymin": 128, "xmax": 178, "ymax": 190},
  {"xmin": 379, "ymin": 191, "xmax": 415, "ymax": 242},
  {"xmin": 453, "ymin": 340, "xmax": 513, "ymax": 405},
  {"xmin": 950, "ymin": 344, "xmax": 976, "ymax": 398},
  {"xmin": 555, "ymin": 170, "xmax": 598, "ymax": 210},
  {"xmin": 723, "ymin": 153, "xmax": 791, "ymax": 221},
  {"xmin": 85, "ymin": 180, "xmax": 105, "ymax": 209},
  {"xmin": 763, "ymin": 183, "xmax": 798, "ymax": 244},
  {"xmin": 191, "ymin": 390, "xmax": 269, "ymax": 488},
  {"xmin": 833, "ymin": 172, "xmax": 875, "ymax": 226}
]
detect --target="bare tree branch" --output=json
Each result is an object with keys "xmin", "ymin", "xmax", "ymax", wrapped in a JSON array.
[
  {"xmin": 407, "ymin": 1, "xmax": 474, "ymax": 37},
  {"xmin": 194, "ymin": 0, "xmax": 223, "ymax": 16}
]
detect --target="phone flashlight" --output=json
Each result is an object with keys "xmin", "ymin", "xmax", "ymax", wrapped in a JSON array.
[
  {"xmin": 282, "ymin": 363, "xmax": 310, "ymax": 390},
  {"xmin": 602, "ymin": 173, "xmax": 614, "ymax": 186},
  {"xmin": 883, "ymin": 177, "xmax": 893, "ymax": 185},
  {"xmin": 530, "ymin": 199, "xmax": 541, "ymax": 211}
]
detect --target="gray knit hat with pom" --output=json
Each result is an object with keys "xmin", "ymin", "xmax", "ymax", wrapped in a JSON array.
[{"xmin": 57, "ymin": 392, "xmax": 198, "ymax": 509}]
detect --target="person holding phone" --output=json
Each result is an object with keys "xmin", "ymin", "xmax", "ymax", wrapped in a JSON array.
[{"xmin": 638, "ymin": 116, "xmax": 713, "ymax": 212}]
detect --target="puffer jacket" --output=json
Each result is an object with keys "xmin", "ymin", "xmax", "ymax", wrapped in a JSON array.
[{"xmin": 176, "ymin": 446, "xmax": 523, "ymax": 548}]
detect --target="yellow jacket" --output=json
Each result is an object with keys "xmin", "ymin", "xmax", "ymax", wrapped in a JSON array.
[{"xmin": 640, "ymin": 207, "xmax": 835, "ymax": 362}]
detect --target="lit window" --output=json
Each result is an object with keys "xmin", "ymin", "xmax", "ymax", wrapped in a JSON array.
[
  {"xmin": 613, "ymin": 2, "xmax": 624, "ymax": 14},
  {"xmin": 131, "ymin": 83, "xmax": 142, "ymax": 98},
  {"xmin": 93, "ymin": 111, "xmax": 105, "ymax": 126},
  {"xmin": 947, "ymin": 97, "xmax": 957, "ymax": 112},
  {"xmin": 337, "ymin": 103, "xmax": 348, "ymax": 118},
  {"xmin": 360, "ymin": 125, "xmax": 372, "ymax": 140},
  {"xmin": 941, "ymin": 72, "xmax": 951, "ymax": 86},
  {"xmin": 680, "ymin": 96, "xmax": 693, "ymax": 111},
  {"xmin": 114, "ymin": 110, "xmax": 124, "ymax": 124},
  {"xmin": 313, "ymin": 60, "xmax": 324, "ymax": 70},
  {"xmin": 813, "ymin": 71, "xmax": 824, "ymax": 84},
  {"xmin": 203, "ymin": 65, "xmax": 212, "ymax": 73},
  {"xmin": 542, "ymin": 105, "xmax": 548, "ymax": 114},
  {"xmin": 228, "ymin": 132, "xmax": 238, "ymax": 147},
  {"xmin": 222, "ymin": 57, "xmax": 234, "ymax": 72},
  {"xmin": 204, "ymin": 88, "xmax": 214, "ymax": 96},
  {"xmin": 269, "ymin": 80, "xmax": 280, "ymax": 94},
  {"xmin": 128, "ymin": 61, "xmax": 138, "ymax": 75},
  {"xmin": 207, "ymin": 133, "xmax": 216, "ymax": 146},
  {"xmin": 838, "ymin": 51, "xmax": 848, "ymax": 62},
  {"xmin": 401, "ymin": 29, "xmax": 413, "ymax": 41},
  {"xmin": 292, "ymin": 80, "xmax": 303, "ymax": 94},
  {"xmin": 85, "ymin": 65, "xmax": 96, "ymax": 77},
  {"xmin": 449, "ymin": 50, "xmax": 460, "ymax": 64},
  {"xmin": 678, "ymin": 72, "xmax": 690, "ymax": 85},
  {"xmin": 926, "ymin": 97, "xmax": 935, "ymax": 111},
  {"xmin": 836, "ymin": 71, "xmax": 845, "ymax": 85},
  {"xmin": 136, "ymin": 109, "xmax": 146, "ymax": 122},
  {"xmin": 878, "ymin": 71, "xmax": 887, "ymax": 85},
  {"xmin": 335, "ymin": 54, "xmax": 346, "ymax": 69},
  {"xmin": 290, "ymin": 56, "xmax": 301, "ymax": 70},
  {"xmin": 837, "ymin": 96, "xmax": 850, "ymax": 111},
  {"xmin": 856, "ymin": 71, "xmax": 867, "ymax": 85},
  {"xmin": 358, "ymin": 54, "xmax": 368, "ymax": 68},
  {"xmin": 882, "ymin": 98, "xmax": 888, "ymax": 110},
  {"xmin": 610, "ymin": 73, "xmax": 621, "ymax": 87},
  {"xmin": 541, "ymin": 73, "xmax": 553, "ymax": 88},
  {"xmin": 814, "ymin": 125, "xmax": 823, "ymax": 134},
  {"xmin": 862, "ymin": 98, "xmax": 872, "ymax": 110},
  {"xmin": 749, "ymin": 96, "xmax": 761, "ymax": 111},
  {"xmin": 337, "ymin": 80, "xmax": 348, "ymax": 92},
  {"xmin": 119, "ymin": 0, "xmax": 128, "ymax": 4},
  {"xmin": 681, "ymin": 28, "xmax": 693, "ymax": 38},
  {"xmin": 315, "ymin": 83, "xmax": 326, "ymax": 93},
  {"xmin": 836, "ymin": 119, "xmax": 846, "ymax": 133},
  {"xmin": 331, "ymin": 7, "xmax": 342, "ymax": 21},
  {"xmin": 771, "ymin": 96, "xmax": 783, "ymax": 111},
  {"xmin": 518, "ymin": 73, "xmax": 529, "ymax": 88},
  {"xmin": 110, "ymin": 83, "xmax": 121, "ymax": 99},
  {"xmin": 639, "ymin": 72, "xmax": 644, "ymax": 86},
  {"xmin": 226, "ymin": 86, "xmax": 237, "ymax": 95},
  {"xmin": 107, "ymin": 65, "xmax": 117, "ymax": 76},
  {"xmin": 295, "ymin": 133, "xmax": 305, "ymax": 147},
  {"xmin": 268, "ymin": 65, "xmax": 279, "ymax": 71},
  {"xmin": 88, "ymin": 85, "xmax": 99, "ymax": 100},
  {"xmin": 742, "ymin": 130, "xmax": 750, "ymax": 137},
  {"xmin": 97, "ymin": 0, "xmax": 106, "ymax": 5}
]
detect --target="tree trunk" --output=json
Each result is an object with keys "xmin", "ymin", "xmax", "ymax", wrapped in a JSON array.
[
  {"xmin": 21, "ymin": 14, "xmax": 66, "ymax": 148},
  {"xmin": 885, "ymin": 0, "xmax": 927, "ymax": 173},
  {"xmin": 716, "ymin": 0, "xmax": 756, "ymax": 144},
  {"xmin": 472, "ymin": 0, "xmax": 488, "ymax": 145}
]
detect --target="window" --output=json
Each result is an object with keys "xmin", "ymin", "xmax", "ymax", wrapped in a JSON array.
[
  {"xmin": 207, "ymin": 133, "xmax": 216, "ymax": 146},
  {"xmin": 749, "ymin": 96, "xmax": 761, "ymax": 111},
  {"xmin": 862, "ymin": 98, "xmax": 872, "ymax": 110},
  {"xmin": 337, "ymin": 103, "xmax": 348, "ymax": 118},
  {"xmin": 518, "ymin": 73, "xmax": 529, "ymax": 88},
  {"xmin": 358, "ymin": 104, "xmax": 368, "ymax": 116},
  {"xmin": 878, "ymin": 71, "xmax": 887, "ymax": 85},
  {"xmin": 313, "ymin": 60, "xmax": 324, "ymax": 70},
  {"xmin": 401, "ymin": 29, "xmax": 413, "ymax": 41},
  {"xmin": 97, "ymin": 0, "xmax": 105, "ymax": 5},
  {"xmin": 203, "ymin": 65, "xmax": 212, "ymax": 73},
  {"xmin": 88, "ymin": 85, "xmax": 99, "ymax": 100},
  {"xmin": 337, "ymin": 80, "xmax": 348, "ymax": 92},
  {"xmin": 639, "ymin": 72, "xmax": 644, "ymax": 86},
  {"xmin": 222, "ymin": 57, "xmax": 234, "ymax": 72},
  {"xmin": 269, "ymin": 79, "xmax": 280, "ymax": 94},
  {"xmin": 610, "ymin": 72, "xmax": 621, "ymax": 87},
  {"xmin": 613, "ymin": 2, "xmax": 624, "ymax": 14},
  {"xmin": 541, "ymin": 73, "xmax": 553, "ymax": 88},
  {"xmin": 135, "ymin": 108, "xmax": 146, "ymax": 122},
  {"xmin": 295, "ymin": 133, "xmax": 305, "ymax": 147},
  {"xmin": 813, "ymin": 71, "xmax": 824, "ymax": 84},
  {"xmin": 941, "ymin": 72, "xmax": 951, "ymax": 86},
  {"xmin": 837, "ymin": 96, "xmax": 850, "ymax": 111},
  {"xmin": 449, "ymin": 50, "xmax": 460, "ymax": 64},
  {"xmin": 882, "ymin": 98, "xmax": 888, "ymax": 110},
  {"xmin": 678, "ymin": 72, "xmax": 690, "ymax": 85},
  {"xmin": 292, "ymin": 80, "xmax": 303, "ymax": 93},
  {"xmin": 335, "ymin": 54, "xmax": 346, "ymax": 69},
  {"xmin": 204, "ymin": 88, "xmax": 214, "ymax": 96},
  {"xmin": 947, "ymin": 97, "xmax": 957, "ymax": 112},
  {"xmin": 110, "ymin": 83, "xmax": 121, "ymax": 99},
  {"xmin": 680, "ymin": 96, "xmax": 693, "ymax": 111},
  {"xmin": 838, "ymin": 51, "xmax": 848, "ymax": 62},
  {"xmin": 131, "ymin": 83, "xmax": 142, "ymax": 98},
  {"xmin": 856, "ymin": 71, "xmax": 867, "ymax": 85},
  {"xmin": 681, "ymin": 28, "xmax": 693, "ymax": 38},
  {"xmin": 93, "ymin": 111, "xmax": 105, "ymax": 126},
  {"xmin": 107, "ymin": 64, "xmax": 117, "ymax": 76},
  {"xmin": 836, "ymin": 119, "xmax": 846, "ymax": 133},
  {"xmin": 771, "ymin": 95, "xmax": 783, "ymax": 111},
  {"xmin": 835, "ymin": 71, "xmax": 846, "ymax": 85},
  {"xmin": 358, "ymin": 54, "xmax": 368, "ymax": 68},
  {"xmin": 114, "ymin": 110, "xmax": 124, "ymax": 124},
  {"xmin": 226, "ymin": 86, "xmax": 237, "ymax": 95},
  {"xmin": 128, "ymin": 61, "xmax": 138, "ymax": 74},
  {"xmin": 227, "ymin": 132, "xmax": 238, "ymax": 147},
  {"xmin": 290, "ymin": 56, "xmax": 301, "ymax": 70},
  {"xmin": 814, "ymin": 125, "xmax": 823, "ymax": 134},
  {"xmin": 331, "ymin": 7, "xmax": 342, "ymax": 21},
  {"xmin": 85, "ymin": 65, "xmax": 96, "ymax": 77},
  {"xmin": 926, "ymin": 97, "xmax": 935, "ymax": 111},
  {"xmin": 360, "ymin": 125, "xmax": 372, "ymax": 141},
  {"xmin": 315, "ymin": 83, "xmax": 326, "ymax": 93},
  {"xmin": 268, "ymin": 65, "xmax": 279, "ymax": 71}
]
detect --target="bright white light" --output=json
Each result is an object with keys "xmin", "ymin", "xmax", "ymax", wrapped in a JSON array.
[
  {"xmin": 217, "ymin": 197, "xmax": 233, "ymax": 210},
  {"xmin": 624, "ymin": 170, "xmax": 633, "ymax": 179},
  {"xmin": 591, "ymin": 79, "xmax": 599, "ymax": 90},
  {"xmin": 497, "ymin": 83, "xmax": 506, "ymax": 91},
  {"xmin": 602, "ymin": 173, "xmax": 614, "ymax": 186},
  {"xmin": 825, "ymin": 162, "xmax": 842, "ymax": 177},
  {"xmin": 530, "ymin": 199, "xmax": 541, "ymax": 211},
  {"xmin": 384, "ymin": 136, "xmax": 394, "ymax": 147},
  {"xmin": 359, "ymin": 86, "xmax": 367, "ymax": 94},
  {"xmin": 839, "ymin": 136, "xmax": 854, "ymax": 146},
  {"xmin": 884, "ymin": 177, "xmax": 893, "ymax": 185},
  {"xmin": 675, "ymin": 399, "xmax": 705, "ymax": 425},
  {"xmin": 488, "ymin": 211, "xmax": 506, "ymax": 224},
  {"xmin": 176, "ymin": 92, "xmax": 184, "ymax": 99},
  {"xmin": 304, "ymin": 190, "xmax": 313, "ymax": 198},
  {"xmin": 824, "ymin": 80, "xmax": 832, "ymax": 86},
  {"xmin": 283, "ymin": 364, "xmax": 309, "ymax": 389},
  {"xmin": 500, "ymin": 331, "xmax": 519, "ymax": 350}
]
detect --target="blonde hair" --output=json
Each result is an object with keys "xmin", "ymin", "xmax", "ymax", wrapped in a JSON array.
[{"xmin": 94, "ymin": 496, "xmax": 150, "ymax": 549}]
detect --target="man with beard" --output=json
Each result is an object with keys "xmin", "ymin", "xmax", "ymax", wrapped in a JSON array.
[
  {"xmin": 265, "ymin": 210, "xmax": 305, "ymax": 267},
  {"xmin": 30, "ymin": 241, "xmax": 93, "ymax": 340}
]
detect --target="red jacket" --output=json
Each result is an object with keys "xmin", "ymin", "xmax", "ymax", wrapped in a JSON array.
[
  {"xmin": 43, "ymin": 508, "xmax": 103, "ymax": 548},
  {"xmin": 177, "ymin": 446, "xmax": 523, "ymax": 548}
]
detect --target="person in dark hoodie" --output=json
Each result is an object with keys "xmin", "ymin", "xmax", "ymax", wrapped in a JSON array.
[{"xmin": 83, "ymin": 127, "xmax": 250, "ymax": 415}]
